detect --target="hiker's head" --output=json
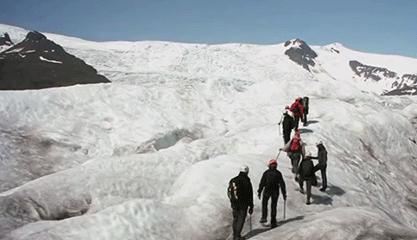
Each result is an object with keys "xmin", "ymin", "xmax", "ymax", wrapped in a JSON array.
[
  {"xmin": 240, "ymin": 165, "xmax": 249, "ymax": 174},
  {"xmin": 268, "ymin": 159, "xmax": 277, "ymax": 169},
  {"xmin": 316, "ymin": 140, "xmax": 323, "ymax": 147}
]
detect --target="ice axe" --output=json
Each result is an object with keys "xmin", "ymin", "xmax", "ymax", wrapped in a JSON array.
[{"xmin": 249, "ymin": 213, "xmax": 252, "ymax": 233}]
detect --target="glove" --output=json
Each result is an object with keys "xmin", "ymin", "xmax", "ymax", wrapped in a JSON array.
[
  {"xmin": 258, "ymin": 192, "xmax": 262, "ymax": 200},
  {"xmin": 283, "ymin": 195, "xmax": 287, "ymax": 201},
  {"xmin": 249, "ymin": 207, "xmax": 253, "ymax": 215}
]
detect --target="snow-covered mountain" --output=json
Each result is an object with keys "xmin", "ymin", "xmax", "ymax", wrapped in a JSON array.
[{"xmin": 0, "ymin": 23, "xmax": 417, "ymax": 240}]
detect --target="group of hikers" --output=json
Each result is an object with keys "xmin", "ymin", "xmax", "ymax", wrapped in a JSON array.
[{"xmin": 227, "ymin": 97, "xmax": 328, "ymax": 240}]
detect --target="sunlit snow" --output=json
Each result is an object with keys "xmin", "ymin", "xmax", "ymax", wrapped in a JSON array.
[{"xmin": 0, "ymin": 24, "xmax": 417, "ymax": 240}]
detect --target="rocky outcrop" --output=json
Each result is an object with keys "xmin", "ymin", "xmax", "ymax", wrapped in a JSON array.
[
  {"xmin": 349, "ymin": 60, "xmax": 417, "ymax": 95},
  {"xmin": 349, "ymin": 60, "xmax": 397, "ymax": 81},
  {"xmin": 0, "ymin": 33, "xmax": 12, "ymax": 47},
  {"xmin": 284, "ymin": 39, "xmax": 318, "ymax": 71},
  {"xmin": 0, "ymin": 31, "xmax": 110, "ymax": 90}
]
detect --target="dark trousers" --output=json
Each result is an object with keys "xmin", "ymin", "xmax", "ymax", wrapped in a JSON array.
[
  {"xmin": 294, "ymin": 116, "xmax": 300, "ymax": 130},
  {"xmin": 299, "ymin": 179, "xmax": 312, "ymax": 202},
  {"xmin": 314, "ymin": 164, "xmax": 327, "ymax": 189},
  {"xmin": 283, "ymin": 130, "xmax": 291, "ymax": 144},
  {"xmin": 261, "ymin": 191, "xmax": 279, "ymax": 224},
  {"xmin": 288, "ymin": 152, "xmax": 301, "ymax": 173},
  {"xmin": 232, "ymin": 207, "xmax": 248, "ymax": 239}
]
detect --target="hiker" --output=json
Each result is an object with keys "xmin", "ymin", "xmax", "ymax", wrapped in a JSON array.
[
  {"xmin": 257, "ymin": 159, "xmax": 287, "ymax": 228},
  {"xmin": 311, "ymin": 141, "xmax": 328, "ymax": 192},
  {"xmin": 281, "ymin": 130, "xmax": 305, "ymax": 174},
  {"xmin": 282, "ymin": 106, "xmax": 294, "ymax": 144},
  {"xmin": 301, "ymin": 96, "xmax": 309, "ymax": 126},
  {"xmin": 228, "ymin": 165, "xmax": 254, "ymax": 240},
  {"xmin": 289, "ymin": 97, "xmax": 304, "ymax": 130},
  {"xmin": 298, "ymin": 153, "xmax": 315, "ymax": 205}
]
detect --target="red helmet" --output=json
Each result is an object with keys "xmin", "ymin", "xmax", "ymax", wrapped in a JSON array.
[{"xmin": 268, "ymin": 159, "xmax": 277, "ymax": 166}]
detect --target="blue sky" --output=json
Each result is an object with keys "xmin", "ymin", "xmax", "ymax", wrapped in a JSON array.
[{"xmin": 1, "ymin": 0, "xmax": 416, "ymax": 58}]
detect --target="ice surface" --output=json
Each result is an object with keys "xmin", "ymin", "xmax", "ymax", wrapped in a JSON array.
[{"xmin": 0, "ymin": 24, "xmax": 416, "ymax": 240}]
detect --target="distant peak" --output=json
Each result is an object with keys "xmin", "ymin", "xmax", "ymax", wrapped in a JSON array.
[
  {"xmin": 25, "ymin": 31, "xmax": 46, "ymax": 41},
  {"xmin": 284, "ymin": 38, "xmax": 308, "ymax": 48},
  {"xmin": 283, "ymin": 38, "xmax": 317, "ymax": 71}
]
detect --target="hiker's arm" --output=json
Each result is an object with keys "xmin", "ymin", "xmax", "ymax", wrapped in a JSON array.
[
  {"xmin": 258, "ymin": 173, "xmax": 265, "ymax": 197},
  {"xmin": 249, "ymin": 181, "xmax": 254, "ymax": 209},
  {"xmin": 281, "ymin": 141, "xmax": 291, "ymax": 152}
]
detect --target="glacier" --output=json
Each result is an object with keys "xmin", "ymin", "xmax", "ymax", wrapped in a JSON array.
[{"xmin": 0, "ymin": 24, "xmax": 417, "ymax": 240}]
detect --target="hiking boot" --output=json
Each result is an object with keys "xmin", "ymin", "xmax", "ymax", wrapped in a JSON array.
[
  {"xmin": 306, "ymin": 200, "xmax": 311, "ymax": 205},
  {"xmin": 299, "ymin": 188, "xmax": 304, "ymax": 194},
  {"xmin": 270, "ymin": 222, "xmax": 277, "ymax": 228},
  {"xmin": 259, "ymin": 218, "xmax": 267, "ymax": 223},
  {"xmin": 319, "ymin": 187, "xmax": 326, "ymax": 192}
]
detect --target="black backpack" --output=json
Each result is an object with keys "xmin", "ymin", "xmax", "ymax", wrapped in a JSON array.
[
  {"xmin": 302, "ymin": 97, "xmax": 309, "ymax": 112},
  {"xmin": 227, "ymin": 179, "xmax": 239, "ymax": 202}
]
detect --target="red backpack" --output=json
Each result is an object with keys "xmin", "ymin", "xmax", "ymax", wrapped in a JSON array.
[{"xmin": 290, "ymin": 138, "xmax": 301, "ymax": 152}]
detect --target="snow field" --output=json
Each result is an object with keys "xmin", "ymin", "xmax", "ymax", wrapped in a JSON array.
[{"xmin": 0, "ymin": 23, "xmax": 417, "ymax": 239}]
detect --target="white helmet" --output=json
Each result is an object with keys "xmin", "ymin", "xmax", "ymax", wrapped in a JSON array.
[{"xmin": 240, "ymin": 165, "xmax": 249, "ymax": 173}]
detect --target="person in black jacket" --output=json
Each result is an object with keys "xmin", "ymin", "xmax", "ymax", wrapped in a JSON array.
[
  {"xmin": 228, "ymin": 165, "xmax": 254, "ymax": 240},
  {"xmin": 312, "ymin": 141, "xmax": 328, "ymax": 192},
  {"xmin": 282, "ymin": 107, "xmax": 294, "ymax": 144},
  {"xmin": 257, "ymin": 159, "xmax": 287, "ymax": 228},
  {"xmin": 298, "ymin": 153, "xmax": 315, "ymax": 205}
]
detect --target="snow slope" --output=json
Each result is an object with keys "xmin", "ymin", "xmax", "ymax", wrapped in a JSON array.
[
  {"xmin": 0, "ymin": 24, "xmax": 417, "ymax": 240},
  {"xmin": 312, "ymin": 43, "xmax": 417, "ymax": 94}
]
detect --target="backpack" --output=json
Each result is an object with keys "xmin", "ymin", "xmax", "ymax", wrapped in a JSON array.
[
  {"xmin": 290, "ymin": 102, "xmax": 301, "ymax": 116},
  {"xmin": 227, "ymin": 180, "xmax": 239, "ymax": 202},
  {"xmin": 290, "ymin": 138, "xmax": 301, "ymax": 152}
]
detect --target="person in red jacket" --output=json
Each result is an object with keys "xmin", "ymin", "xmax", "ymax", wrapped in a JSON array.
[{"xmin": 289, "ymin": 97, "xmax": 304, "ymax": 130}]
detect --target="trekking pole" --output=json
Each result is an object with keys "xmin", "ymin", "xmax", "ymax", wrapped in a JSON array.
[
  {"xmin": 283, "ymin": 199, "xmax": 286, "ymax": 220},
  {"xmin": 275, "ymin": 149, "xmax": 282, "ymax": 160}
]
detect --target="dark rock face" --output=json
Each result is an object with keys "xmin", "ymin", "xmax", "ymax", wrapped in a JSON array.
[
  {"xmin": 0, "ymin": 31, "xmax": 110, "ymax": 90},
  {"xmin": 402, "ymin": 74, "xmax": 417, "ymax": 83},
  {"xmin": 284, "ymin": 39, "xmax": 318, "ymax": 71},
  {"xmin": 0, "ymin": 33, "xmax": 13, "ymax": 47},
  {"xmin": 383, "ymin": 85, "xmax": 417, "ymax": 96},
  {"xmin": 330, "ymin": 47, "xmax": 340, "ymax": 54},
  {"xmin": 349, "ymin": 60, "xmax": 417, "ymax": 95},
  {"xmin": 349, "ymin": 60, "xmax": 397, "ymax": 81},
  {"xmin": 384, "ymin": 74, "xmax": 417, "ymax": 95}
]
